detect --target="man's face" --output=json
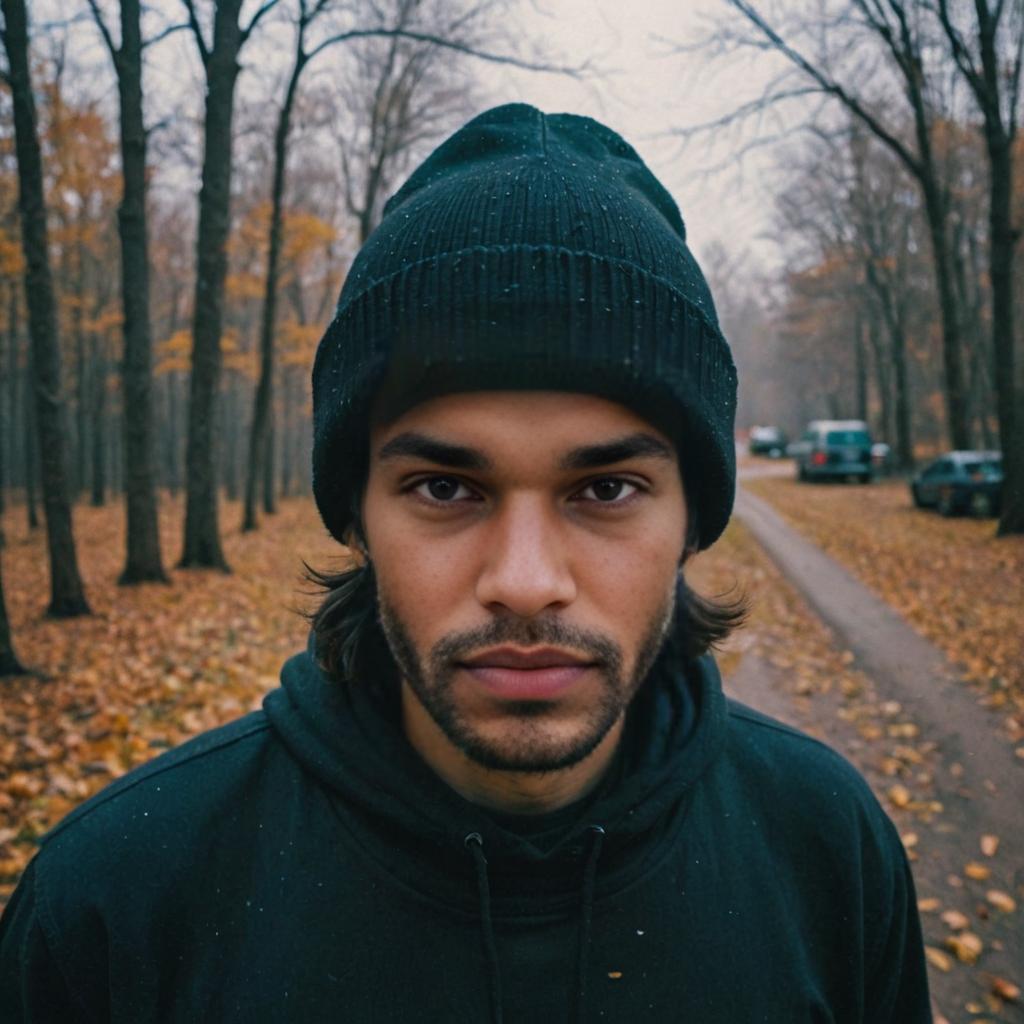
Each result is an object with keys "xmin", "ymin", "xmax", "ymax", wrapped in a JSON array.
[{"xmin": 362, "ymin": 391, "xmax": 687, "ymax": 774}]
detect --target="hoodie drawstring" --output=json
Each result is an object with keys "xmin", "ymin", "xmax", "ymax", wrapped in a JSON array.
[
  {"xmin": 465, "ymin": 832, "xmax": 503, "ymax": 1024},
  {"xmin": 573, "ymin": 825, "xmax": 606, "ymax": 1024},
  {"xmin": 464, "ymin": 826, "xmax": 606, "ymax": 1024}
]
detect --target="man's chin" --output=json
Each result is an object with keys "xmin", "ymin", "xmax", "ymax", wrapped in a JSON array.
[{"xmin": 449, "ymin": 719, "xmax": 617, "ymax": 774}]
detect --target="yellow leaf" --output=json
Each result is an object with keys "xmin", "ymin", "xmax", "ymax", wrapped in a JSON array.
[
  {"xmin": 980, "ymin": 834, "xmax": 1000, "ymax": 857},
  {"xmin": 944, "ymin": 932, "xmax": 983, "ymax": 964},
  {"xmin": 985, "ymin": 890, "xmax": 1017, "ymax": 913},
  {"xmin": 940, "ymin": 909, "xmax": 970, "ymax": 931},
  {"xmin": 887, "ymin": 784, "xmax": 912, "ymax": 808},
  {"xmin": 924, "ymin": 947, "xmax": 952, "ymax": 972}
]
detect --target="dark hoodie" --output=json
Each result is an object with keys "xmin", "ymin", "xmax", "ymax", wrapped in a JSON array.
[{"xmin": 0, "ymin": 639, "xmax": 930, "ymax": 1023}]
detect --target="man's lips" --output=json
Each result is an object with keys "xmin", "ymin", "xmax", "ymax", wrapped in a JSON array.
[
  {"xmin": 458, "ymin": 647, "xmax": 596, "ymax": 700},
  {"xmin": 460, "ymin": 646, "xmax": 594, "ymax": 670}
]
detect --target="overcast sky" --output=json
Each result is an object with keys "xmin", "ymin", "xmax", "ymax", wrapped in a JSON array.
[{"xmin": 478, "ymin": 0, "xmax": 792, "ymax": 273}]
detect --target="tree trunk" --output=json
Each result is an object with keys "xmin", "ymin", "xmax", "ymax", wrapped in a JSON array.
[
  {"xmin": 221, "ymin": 378, "xmax": 238, "ymax": 502},
  {"xmin": 262, "ymin": 413, "xmax": 275, "ymax": 514},
  {"xmin": 0, "ymin": 289, "xmax": 8, "ymax": 546},
  {"xmin": 0, "ymin": 547, "xmax": 26, "ymax": 676},
  {"xmin": 74, "ymin": 258, "xmax": 89, "ymax": 498},
  {"xmin": 165, "ymin": 374, "xmax": 181, "ymax": 496},
  {"xmin": 111, "ymin": 0, "xmax": 167, "ymax": 582},
  {"xmin": 988, "ymin": 139, "xmax": 1023, "ymax": 533},
  {"xmin": 243, "ymin": 50, "xmax": 305, "ymax": 532},
  {"xmin": 919, "ymin": 175, "xmax": 970, "ymax": 451},
  {"xmin": 22, "ymin": 358, "xmax": 38, "ymax": 530},
  {"xmin": 181, "ymin": 0, "xmax": 246, "ymax": 571},
  {"xmin": 90, "ymin": 334, "xmax": 106, "ymax": 507},
  {"xmin": 1, "ymin": 0, "xmax": 90, "ymax": 616},
  {"xmin": 5, "ymin": 283, "xmax": 17, "ymax": 508},
  {"xmin": 890, "ymin": 311, "xmax": 913, "ymax": 471},
  {"xmin": 853, "ymin": 313, "xmax": 867, "ymax": 424}
]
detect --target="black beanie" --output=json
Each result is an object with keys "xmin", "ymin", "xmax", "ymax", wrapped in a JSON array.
[{"xmin": 312, "ymin": 103, "xmax": 737, "ymax": 549}]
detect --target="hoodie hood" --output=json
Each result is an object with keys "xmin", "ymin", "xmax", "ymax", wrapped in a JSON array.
[{"xmin": 264, "ymin": 631, "xmax": 729, "ymax": 907}]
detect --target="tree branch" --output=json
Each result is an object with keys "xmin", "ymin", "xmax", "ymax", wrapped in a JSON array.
[
  {"xmin": 240, "ymin": 0, "xmax": 281, "ymax": 45},
  {"xmin": 724, "ymin": 0, "xmax": 923, "ymax": 177},
  {"xmin": 142, "ymin": 21, "xmax": 191, "ymax": 50},
  {"xmin": 306, "ymin": 26, "xmax": 585, "ymax": 75},
  {"xmin": 935, "ymin": 0, "xmax": 983, "ymax": 90},
  {"xmin": 84, "ymin": 0, "xmax": 118, "ymax": 61},
  {"xmin": 179, "ymin": 0, "xmax": 208, "ymax": 65}
]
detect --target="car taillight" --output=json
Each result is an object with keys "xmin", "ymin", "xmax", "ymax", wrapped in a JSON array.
[{"xmin": 812, "ymin": 452, "xmax": 827, "ymax": 466}]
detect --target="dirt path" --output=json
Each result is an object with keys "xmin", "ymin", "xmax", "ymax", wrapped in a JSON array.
[{"xmin": 729, "ymin": 483, "xmax": 1023, "ymax": 1024}]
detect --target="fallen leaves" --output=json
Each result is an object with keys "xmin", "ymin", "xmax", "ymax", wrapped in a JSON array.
[
  {"xmin": 965, "ymin": 861, "xmax": 993, "ymax": 881},
  {"xmin": 926, "ymin": 946, "xmax": 954, "ymax": 972},
  {"xmin": 0, "ymin": 495, "xmax": 339, "ymax": 907},
  {"xmin": 744, "ymin": 478, "xmax": 1024, "ymax": 721},
  {"xmin": 945, "ymin": 931, "xmax": 984, "ymax": 965},
  {"xmin": 986, "ymin": 891, "xmax": 1017, "ymax": 914}
]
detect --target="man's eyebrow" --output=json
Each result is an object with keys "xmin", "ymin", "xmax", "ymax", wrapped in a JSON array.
[
  {"xmin": 559, "ymin": 433, "xmax": 675, "ymax": 470},
  {"xmin": 376, "ymin": 432, "xmax": 492, "ymax": 470}
]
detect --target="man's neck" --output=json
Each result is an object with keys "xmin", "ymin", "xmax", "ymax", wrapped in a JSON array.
[{"xmin": 400, "ymin": 683, "xmax": 625, "ymax": 815}]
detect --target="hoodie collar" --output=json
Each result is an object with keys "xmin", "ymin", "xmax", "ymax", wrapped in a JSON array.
[{"xmin": 264, "ymin": 631, "xmax": 728, "ymax": 899}]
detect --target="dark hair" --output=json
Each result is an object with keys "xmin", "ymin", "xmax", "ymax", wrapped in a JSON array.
[{"xmin": 303, "ymin": 499, "xmax": 748, "ymax": 685}]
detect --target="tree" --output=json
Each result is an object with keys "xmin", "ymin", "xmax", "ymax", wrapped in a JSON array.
[
  {"xmin": 711, "ymin": 0, "xmax": 972, "ymax": 451},
  {"xmin": 87, "ymin": 0, "xmax": 170, "ymax": 581},
  {"xmin": 242, "ymin": 0, "xmax": 323, "ymax": 533},
  {"xmin": 0, "ymin": 544, "xmax": 26, "ymax": 675},
  {"xmin": 179, "ymin": 0, "xmax": 280, "ymax": 570},
  {"xmin": 934, "ymin": 0, "xmax": 1024, "ymax": 532},
  {"xmin": 0, "ymin": 0, "xmax": 90, "ymax": 616},
  {"xmin": 241, "ymin": 0, "xmax": 576, "ymax": 531}
]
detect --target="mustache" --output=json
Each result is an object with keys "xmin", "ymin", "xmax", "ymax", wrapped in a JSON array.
[{"xmin": 431, "ymin": 617, "xmax": 622, "ymax": 672}]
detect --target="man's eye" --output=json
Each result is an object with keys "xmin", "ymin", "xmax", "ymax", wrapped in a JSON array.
[
  {"xmin": 414, "ymin": 477, "xmax": 474, "ymax": 502},
  {"xmin": 578, "ymin": 478, "xmax": 639, "ymax": 503}
]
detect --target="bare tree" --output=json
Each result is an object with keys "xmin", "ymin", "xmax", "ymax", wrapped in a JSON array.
[
  {"xmin": 0, "ymin": 0, "xmax": 90, "ymax": 617},
  {"xmin": 86, "ymin": 0, "xmax": 178, "ymax": 582},
  {"xmin": 706, "ymin": 0, "xmax": 971, "ymax": 452},
  {"xmin": 179, "ymin": 0, "xmax": 280, "ymax": 570},
  {"xmin": 933, "ymin": 0, "xmax": 1024, "ymax": 532},
  {"xmin": 242, "ymin": 0, "xmax": 577, "ymax": 531},
  {"xmin": 0, "ymin": 545, "xmax": 26, "ymax": 676}
]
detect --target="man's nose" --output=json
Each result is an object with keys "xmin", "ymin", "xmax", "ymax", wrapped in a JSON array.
[{"xmin": 474, "ymin": 496, "xmax": 577, "ymax": 618}]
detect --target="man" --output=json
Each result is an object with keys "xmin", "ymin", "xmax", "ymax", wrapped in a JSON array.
[{"xmin": 0, "ymin": 104, "xmax": 930, "ymax": 1022}]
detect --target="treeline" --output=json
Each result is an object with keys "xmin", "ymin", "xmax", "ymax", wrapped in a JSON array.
[
  {"xmin": 0, "ymin": 0, "xmax": 559, "ymax": 674},
  {"xmin": 705, "ymin": 0, "xmax": 1023, "ymax": 537},
  {"xmin": 732, "ymin": 120, "xmax": 1014, "ymax": 465}
]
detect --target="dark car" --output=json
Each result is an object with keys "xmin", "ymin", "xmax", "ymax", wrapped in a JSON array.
[
  {"xmin": 910, "ymin": 451, "xmax": 1003, "ymax": 517},
  {"xmin": 795, "ymin": 420, "xmax": 873, "ymax": 483},
  {"xmin": 748, "ymin": 426, "xmax": 787, "ymax": 457}
]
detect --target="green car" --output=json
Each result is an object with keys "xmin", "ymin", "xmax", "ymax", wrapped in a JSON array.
[
  {"xmin": 910, "ymin": 451, "xmax": 1003, "ymax": 517},
  {"xmin": 795, "ymin": 420, "xmax": 873, "ymax": 483}
]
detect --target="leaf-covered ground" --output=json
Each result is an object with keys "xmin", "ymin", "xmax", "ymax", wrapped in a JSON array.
[
  {"xmin": 0, "ymin": 496, "xmax": 339, "ymax": 903},
  {"xmin": 744, "ymin": 474, "xmax": 1024, "ymax": 729}
]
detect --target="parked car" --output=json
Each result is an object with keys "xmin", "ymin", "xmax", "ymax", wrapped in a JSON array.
[
  {"xmin": 748, "ymin": 425, "xmax": 787, "ymax": 457},
  {"xmin": 795, "ymin": 420, "xmax": 873, "ymax": 483},
  {"xmin": 910, "ymin": 451, "xmax": 1003, "ymax": 517}
]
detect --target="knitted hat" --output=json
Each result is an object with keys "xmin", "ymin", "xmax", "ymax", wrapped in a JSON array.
[{"xmin": 312, "ymin": 103, "xmax": 737, "ymax": 549}]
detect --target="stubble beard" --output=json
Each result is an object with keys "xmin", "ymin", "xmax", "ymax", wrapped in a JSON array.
[{"xmin": 377, "ymin": 586, "xmax": 677, "ymax": 774}]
